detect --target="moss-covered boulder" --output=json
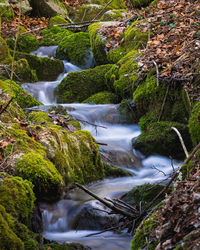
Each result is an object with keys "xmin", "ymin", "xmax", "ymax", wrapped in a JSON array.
[
  {"xmin": 14, "ymin": 51, "xmax": 64, "ymax": 81},
  {"xmin": 0, "ymin": 173, "xmax": 35, "ymax": 224},
  {"xmin": 102, "ymin": 9, "xmax": 127, "ymax": 21},
  {"xmin": 28, "ymin": 111, "xmax": 53, "ymax": 124},
  {"xmin": 16, "ymin": 152, "xmax": 64, "ymax": 201},
  {"xmin": 124, "ymin": 20, "xmax": 149, "ymax": 50},
  {"xmin": 0, "ymin": 36, "xmax": 12, "ymax": 64},
  {"xmin": 14, "ymin": 58, "xmax": 38, "ymax": 82},
  {"xmin": 2, "ymin": 79, "xmax": 41, "ymax": 108},
  {"xmin": 105, "ymin": 50, "xmax": 140, "ymax": 99},
  {"xmin": 123, "ymin": 184, "xmax": 164, "ymax": 210},
  {"xmin": 133, "ymin": 121, "xmax": 192, "ymax": 159},
  {"xmin": 56, "ymin": 32, "xmax": 91, "ymax": 67},
  {"xmin": 130, "ymin": 0, "xmax": 153, "ymax": 8},
  {"xmin": 0, "ymin": 0, "xmax": 14, "ymax": 22},
  {"xmin": 88, "ymin": 22, "xmax": 109, "ymax": 65},
  {"xmin": 107, "ymin": 46, "xmax": 127, "ymax": 64},
  {"xmin": 56, "ymin": 64, "xmax": 113, "ymax": 103},
  {"xmin": 188, "ymin": 101, "xmax": 200, "ymax": 147},
  {"xmin": 49, "ymin": 15, "xmax": 69, "ymax": 28},
  {"xmin": 40, "ymin": 27, "xmax": 73, "ymax": 46},
  {"xmin": 94, "ymin": 0, "xmax": 126, "ymax": 9},
  {"xmin": 83, "ymin": 91, "xmax": 118, "ymax": 104},
  {"xmin": 26, "ymin": 124, "xmax": 105, "ymax": 184},
  {"xmin": 7, "ymin": 35, "xmax": 39, "ymax": 53}
]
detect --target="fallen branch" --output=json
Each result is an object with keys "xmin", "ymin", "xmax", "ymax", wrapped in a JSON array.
[
  {"xmin": 92, "ymin": 0, "xmax": 113, "ymax": 21},
  {"xmin": 171, "ymin": 126, "xmax": 189, "ymax": 158},
  {"xmin": 75, "ymin": 183, "xmax": 137, "ymax": 218},
  {"xmin": 74, "ymin": 118, "xmax": 107, "ymax": 129}
]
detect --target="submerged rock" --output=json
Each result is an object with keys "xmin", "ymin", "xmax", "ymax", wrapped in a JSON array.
[{"xmin": 83, "ymin": 91, "xmax": 118, "ymax": 104}]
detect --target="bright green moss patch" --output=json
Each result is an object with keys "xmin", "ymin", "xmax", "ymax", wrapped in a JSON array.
[
  {"xmin": 49, "ymin": 15, "xmax": 69, "ymax": 28},
  {"xmin": 3, "ymin": 79, "xmax": 41, "ymax": 108},
  {"xmin": 107, "ymin": 46, "xmax": 127, "ymax": 64},
  {"xmin": 0, "ymin": 36, "xmax": 12, "ymax": 64},
  {"xmin": 188, "ymin": 101, "xmax": 200, "ymax": 146},
  {"xmin": 0, "ymin": 173, "xmax": 35, "ymax": 224},
  {"xmin": 131, "ymin": 213, "xmax": 158, "ymax": 250},
  {"xmin": 102, "ymin": 9, "xmax": 127, "ymax": 21},
  {"xmin": 28, "ymin": 111, "xmax": 53, "ymax": 123},
  {"xmin": 16, "ymin": 153, "xmax": 64, "ymax": 201},
  {"xmin": 133, "ymin": 121, "xmax": 192, "ymax": 159},
  {"xmin": 83, "ymin": 91, "xmax": 118, "ymax": 104},
  {"xmin": 56, "ymin": 64, "xmax": 113, "ymax": 103},
  {"xmin": 40, "ymin": 27, "xmax": 73, "ymax": 46},
  {"xmin": 56, "ymin": 32, "xmax": 91, "ymax": 66},
  {"xmin": 13, "ymin": 50, "xmax": 64, "ymax": 81},
  {"xmin": 88, "ymin": 22, "xmax": 108, "ymax": 65}
]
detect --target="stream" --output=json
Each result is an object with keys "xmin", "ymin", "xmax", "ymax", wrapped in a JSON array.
[{"xmin": 22, "ymin": 47, "xmax": 181, "ymax": 250}]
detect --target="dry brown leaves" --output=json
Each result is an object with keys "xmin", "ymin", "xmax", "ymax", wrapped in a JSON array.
[{"xmin": 155, "ymin": 162, "xmax": 200, "ymax": 249}]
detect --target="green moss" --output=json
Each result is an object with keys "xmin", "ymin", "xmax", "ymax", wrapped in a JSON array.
[
  {"xmin": 56, "ymin": 64, "xmax": 113, "ymax": 103},
  {"xmin": 14, "ymin": 58, "xmax": 38, "ymax": 83},
  {"xmin": 131, "ymin": 213, "xmax": 158, "ymax": 250},
  {"xmin": 0, "ymin": 173, "xmax": 35, "ymax": 224},
  {"xmin": 107, "ymin": 46, "xmax": 127, "ymax": 64},
  {"xmin": 40, "ymin": 27, "xmax": 73, "ymax": 46},
  {"xmin": 13, "ymin": 50, "xmax": 64, "ymax": 81},
  {"xmin": 16, "ymin": 152, "xmax": 64, "ymax": 201},
  {"xmin": 93, "ymin": 0, "xmax": 126, "ymax": 9},
  {"xmin": 129, "ymin": 0, "xmax": 153, "ymax": 8},
  {"xmin": 124, "ymin": 184, "xmax": 164, "ymax": 209},
  {"xmin": 28, "ymin": 111, "xmax": 53, "ymax": 123},
  {"xmin": 0, "ymin": 35, "xmax": 12, "ymax": 64},
  {"xmin": 0, "ymin": 0, "xmax": 14, "ymax": 22},
  {"xmin": 49, "ymin": 15, "xmax": 69, "ymax": 28},
  {"xmin": 104, "ymin": 164, "xmax": 132, "ymax": 177},
  {"xmin": 188, "ymin": 101, "xmax": 200, "ymax": 146},
  {"xmin": 102, "ymin": 9, "xmax": 126, "ymax": 21},
  {"xmin": 133, "ymin": 121, "xmax": 192, "ymax": 159},
  {"xmin": 7, "ymin": 35, "xmax": 39, "ymax": 53},
  {"xmin": 83, "ymin": 91, "xmax": 118, "ymax": 104},
  {"xmin": 88, "ymin": 22, "xmax": 108, "ymax": 65},
  {"xmin": 0, "ymin": 205, "xmax": 24, "ymax": 250},
  {"xmin": 124, "ymin": 20, "xmax": 149, "ymax": 50},
  {"xmin": 3, "ymin": 79, "xmax": 41, "ymax": 108},
  {"xmin": 56, "ymin": 32, "xmax": 91, "ymax": 66}
]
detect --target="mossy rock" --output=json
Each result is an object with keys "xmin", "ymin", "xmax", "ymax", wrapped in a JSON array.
[
  {"xmin": 0, "ymin": 35, "xmax": 12, "ymax": 64},
  {"xmin": 133, "ymin": 121, "xmax": 192, "ymax": 159},
  {"xmin": 131, "ymin": 212, "xmax": 158, "ymax": 250},
  {"xmin": 56, "ymin": 32, "xmax": 91, "ymax": 67},
  {"xmin": 13, "ymin": 50, "xmax": 64, "ymax": 81},
  {"xmin": 26, "ymin": 125, "xmax": 105, "ymax": 185},
  {"xmin": 56, "ymin": 64, "xmax": 113, "ymax": 103},
  {"xmin": 93, "ymin": 0, "xmax": 126, "ymax": 9},
  {"xmin": 107, "ymin": 45, "xmax": 127, "ymax": 64},
  {"xmin": 104, "ymin": 163, "xmax": 132, "ymax": 177},
  {"xmin": 83, "ymin": 91, "xmax": 118, "ymax": 104},
  {"xmin": 133, "ymin": 74, "xmax": 190, "ymax": 125},
  {"xmin": 123, "ymin": 184, "xmax": 164, "ymax": 210},
  {"xmin": 3, "ymin": 79, "xmax": 41, "ymax": 108},
  {"xmin": 14, "ymin": 58, "xmax": 38, "ymax": 83},
  {"xmin": 129, "ymin": 0, "xmax": 153, "ymax": 8},
  {"xmin": 124, "ymin": 20, "xmax": 149, "ymax": 50},
  {"xmin": 28, "ymin": 111, "xmax": 53, "ymax": 124},
  {"xmin": 49, "ymin": 15, "xmax": 69, "ymax": 28},
  {"xmin": 105, "ymin": 50, "xmax": 140, "ymax": 99},
  {"xmin": 0, "ymin": 0, "xmax": 14, "ymax": 22},
  {"xmin": 40, "ymin": 27, "xmax": 73, "ymax": 46},
  {"xmin": 16, "ymin": 152, "xmax": 64, "ymax": 201},
  {"xmin": 7, "ymin": 35, "xmax": 39, "ymax": 53},
  {"xmin": 188, "ymin": 101, "xmax": 200, "ymax": 146},
  {"xmin": 0, "ymin": 173, "xmax": 35, "ymax": 224},
  {"xmin": 88, "ymin": 22, "xmax": 109, "ymax": 65},
  {"xmin": 102, "ymin": 9, "xmax": 127, "ymax": 21}
]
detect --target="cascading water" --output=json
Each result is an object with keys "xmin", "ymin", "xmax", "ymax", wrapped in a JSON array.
[{"xmin": 23, "ymin": 47, "xmax": 181, "ymax": 250}]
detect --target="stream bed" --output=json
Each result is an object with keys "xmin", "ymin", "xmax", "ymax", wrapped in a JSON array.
[{"xmin": 22, "ymin": 47, "xmax": 181, "ymax": 250}]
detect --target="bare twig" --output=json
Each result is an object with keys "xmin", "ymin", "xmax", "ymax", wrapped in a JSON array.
[
  {"xmin": 151, "ymin": 166, "xmax": 167, "ymax": 176},
  {"xmin": 0, "ymin": 97, "xmax": 14, "ymax": 116},
  {"xmin": 158, "ymin": 84, "xmax": 169, "ymax": 122},
  {"xmin": 92, "ymin": 0, "xmax": 113, "ymax": 21},
  {"xmin": 74, "ymin": 118, "xmax": 107, "ymax": 129},
  {"xmin": 153, "ymin": 60, "xmax": 159, "ymax": 87},
  {"xmin": 171, "ymin": 126, "xmax": 189, "ymax": 158}
]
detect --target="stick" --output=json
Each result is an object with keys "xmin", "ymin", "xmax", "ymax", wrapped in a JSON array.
[
  {"xmin": 158, "ymin": 84, "xmax": 169, "ymax": 122},
  {"xmin": 171, "ymin": 127, "xmax": 189, "ymax": 158},
  {"xmin": 96, "ymin": 142, "xmax": 108, "ymax": 146},
  {"xmin": 85, "ymin": 224, "xmax": 125, "ymax": 237},
  {"xmin": 0, "ymin": 97, "xmax": 14, "ymax": 116},
  {"xmin": 153, "ymin": 60, "xmax": 159, "ymax": 87},
  {"xmin": 74, "ymin": 118, "xmax": 107, "ymax": 129},
  {"xmin": 75, "ymin": 183, "xmax": 136, "ymax": 218},
  {"xmin": 92, "ymin": 0, "xmax": 113, "ymax": 21}
]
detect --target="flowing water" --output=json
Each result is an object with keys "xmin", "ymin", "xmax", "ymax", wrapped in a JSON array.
[{"xmin": 22, "ymin": 47, "xmax": 181, "ymax": 250}]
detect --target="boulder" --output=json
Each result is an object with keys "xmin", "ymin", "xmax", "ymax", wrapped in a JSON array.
[
  {"xmin": 0, "ymin": 0, "xmax": 14, "ymax": 22},
  {"xmin": 83, "ymin": 91, "xmax": 118, "ymax": 104},
  {"xmin": 28, "ymin": 0, "xmax": 68, "ymax": 18},
  {"xmin": 9, "ymin": 0, "xmax": 32, "ymax": 14}
]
